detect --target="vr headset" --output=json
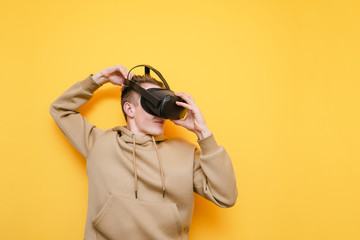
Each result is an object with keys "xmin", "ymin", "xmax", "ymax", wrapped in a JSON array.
[{"xmin": 124, "ymin": 64, "xmax": 187, "ymax": 120}]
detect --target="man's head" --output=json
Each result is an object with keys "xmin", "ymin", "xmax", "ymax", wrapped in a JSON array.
[{"xmin": 121, "ymin": 75, "xmax": 166, "ymax": 136}]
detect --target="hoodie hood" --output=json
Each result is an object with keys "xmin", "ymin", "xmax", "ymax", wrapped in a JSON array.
[{"xmin": 111, "ymin": 125, "xmax": 168, "ymax": 199}]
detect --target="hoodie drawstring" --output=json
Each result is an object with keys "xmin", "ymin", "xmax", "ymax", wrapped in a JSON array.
[
  {"xmin": 130, "ymin": 134, "xmax": 166, "ymax": 199},
  {"xmin": 152, "ymin": 136, "xmax": 166, "ymax": 198},
  {"xmin": 131, "ymin": 134, "xmax": 139, "ymax": 199}
]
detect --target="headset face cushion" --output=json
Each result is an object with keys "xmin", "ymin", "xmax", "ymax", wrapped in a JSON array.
[{"xmin": 140, "ymin": 88, "xmax": 187, "ymax": 120}]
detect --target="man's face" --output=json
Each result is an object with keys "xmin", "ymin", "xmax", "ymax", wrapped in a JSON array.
[{"xmin": 130, "ymin": 83, "xmax": 165, "ymax": 136}]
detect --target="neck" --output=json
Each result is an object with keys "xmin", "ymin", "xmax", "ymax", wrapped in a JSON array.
[{"xmin": 126, "ymin": 120, "xmax": 147, "ymax": 137}]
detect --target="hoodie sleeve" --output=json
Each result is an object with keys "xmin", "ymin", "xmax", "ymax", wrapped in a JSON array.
[
  {"xmin": 193, "ymin": 134, "xmax": 238, "ymax": 208},
  {"xmin": 49, "ymin": 74, "xmax": 106, "ymax": 158}
]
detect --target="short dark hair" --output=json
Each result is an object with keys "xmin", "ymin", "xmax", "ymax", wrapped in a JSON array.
[{"xmin": 121, "ymin": 75, "xmax": 164, "ymax": 121}]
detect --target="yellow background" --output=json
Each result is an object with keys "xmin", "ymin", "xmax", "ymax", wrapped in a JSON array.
[{"xmin": 1, "ymin": 0, "xmax": 359, "ymax": 239}]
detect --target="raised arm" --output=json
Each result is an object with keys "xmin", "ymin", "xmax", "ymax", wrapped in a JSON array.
[
  {"xmin": 171, "ymin": 92, "xmax": 238, "ymax": 207},
  {"xmin": 193, "ymin": 135, "xmax": 238, "ymax": 208},
  {"xmin": 49, "ymin": 65, "xmax": 134, "ymax": 157}
]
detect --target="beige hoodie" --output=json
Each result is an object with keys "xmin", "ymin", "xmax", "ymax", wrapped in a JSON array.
[{"xmin": 49, "ymin": 74, "xmax": 238, "ymax": 240}]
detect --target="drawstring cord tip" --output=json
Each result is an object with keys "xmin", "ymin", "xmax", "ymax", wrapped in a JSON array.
[
  {"xmin": 163, "ymin": 190, "xmax": 166, "ymax": 198},
  {"xmin": 135, "ymin": 191, "xmax": 138, "ymax": 199}
]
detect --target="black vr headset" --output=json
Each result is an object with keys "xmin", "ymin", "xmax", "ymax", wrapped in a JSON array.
[{"xmin": 124, "ymin": 64, "xmax": 187, "ymax": 120}]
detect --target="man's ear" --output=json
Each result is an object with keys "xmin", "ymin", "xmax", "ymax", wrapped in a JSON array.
[{"xmin": 123, "ymin": 102, "xmax": 135, "ymax": 118}]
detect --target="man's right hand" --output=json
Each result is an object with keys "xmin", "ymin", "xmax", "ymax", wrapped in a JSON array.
[{"xmin": 92, "ymin": 65, "xmax": 135, "ymax": 86}]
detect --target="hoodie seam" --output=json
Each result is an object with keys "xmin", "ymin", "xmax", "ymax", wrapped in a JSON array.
[{"xmin": 85, "ymin": 129, "xmax": 111, "ymax": 159}]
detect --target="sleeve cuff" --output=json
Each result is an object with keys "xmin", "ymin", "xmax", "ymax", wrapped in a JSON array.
[
  {"xmin": 80, "ymin": 74, "xmax": 103, "ymax": 92},
  {"xmin": 197, "ymin": 134, "xmax": 219, "ymax": 155}
]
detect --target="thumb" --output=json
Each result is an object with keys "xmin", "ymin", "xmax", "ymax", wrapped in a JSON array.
[{"xmin": 171, "ymin": 119, "xmax": 181, "ymax": 125}]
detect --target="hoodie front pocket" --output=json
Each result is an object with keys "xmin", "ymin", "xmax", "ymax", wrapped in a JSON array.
[{"xmin": 92, "ymin": 194, "xmax": 183, "ymax": 240}]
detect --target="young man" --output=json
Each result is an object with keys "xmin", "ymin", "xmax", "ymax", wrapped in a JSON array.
[{"xmin": 49, "ymin": 64, "xmax": 238, "ymax": 240}]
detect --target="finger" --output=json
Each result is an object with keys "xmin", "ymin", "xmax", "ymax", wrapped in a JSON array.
[
  {"xmin": 181, "ymin": 92, "xmax": 193, "ymax": 99},
  {"xmin": 176, "ymin": 101, "xmax": 196, "ymax": 111},
  {"xmin": 119, "ymin": 65, "xmax": 131, "ymax": 80},
  {"xmin": 112, "ymin": 65, "xmax": 123, "ymax": 77},
  {"xmin": 175, "ymin": 92, "xmax": 194, "ymax": 105},
  {"xmin": 183, "ymin": 93, "xmax": 194, "ymax": 103},
  {"xmin": 171, "ymin": 119, "xmax": 185, "ymax": 126},
  {"xmin": 119, "ymin": 65, "xmax": 128, "ymax": 78},
  {"xmin": 113, "ymin": 65, "xmax": 124, "ymax": 75}
]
